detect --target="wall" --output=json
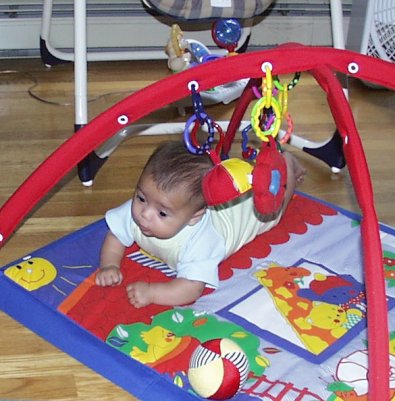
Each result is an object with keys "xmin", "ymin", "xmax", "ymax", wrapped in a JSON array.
[{"xmin": 0, "ymin": 0, "xmax": 351, "ymax": 58}]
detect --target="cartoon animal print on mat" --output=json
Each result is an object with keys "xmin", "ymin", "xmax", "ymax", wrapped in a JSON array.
[
  {"xmin": 254, "ymin": 262, "xmax": 366, "ymax": 355},
  {"xmin": 129, "ymin": 325, "xmax": 198, "ymax": 366},
  {"xmin": 294, "ymin": 301, "xmax": 363, "ymax": 350},
  {"xmin": 297, "ymin": 273, "xmax": 365, "ymax": 311},
  {"xmin": 254, "ymin": 262, "xmax": 311, "ymax": 315},
  {"xmin": 107, "ymin": 308, "xmax": 268, "ymax": 376}
]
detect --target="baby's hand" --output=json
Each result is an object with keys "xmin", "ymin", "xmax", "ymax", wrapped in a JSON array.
[
  {"xmin": 126, "ymin": 282, "xmax": 152, "ymax": 308},
  {"xmin": 95, "ymin": 265, "xmax": 123, "ymax": 287}
]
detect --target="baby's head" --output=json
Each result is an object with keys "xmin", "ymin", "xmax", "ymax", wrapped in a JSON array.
[
  {"xmin": 132, "ymin": 140, "xmax": 214, "ymax": 239},
  {"xmin": 141, "ymin": 140, "xmax": 213, "ymax": 211}
]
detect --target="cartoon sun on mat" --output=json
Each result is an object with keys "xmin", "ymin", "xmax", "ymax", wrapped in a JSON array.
[
  {"xmin": 4, "ymin": 255, "xmax": 93, "ymax": 296},
  {"xmin": 4, "ymin": 256, "xmax": 57, "ymax": 291}
]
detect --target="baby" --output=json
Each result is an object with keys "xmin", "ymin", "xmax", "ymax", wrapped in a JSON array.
[{"xmin": 96, "ymin": 140, "xmax": 305, "ymax": 308}]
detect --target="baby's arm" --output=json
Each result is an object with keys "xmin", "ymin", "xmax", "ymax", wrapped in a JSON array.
[
  {"xmin": 95, "ymin": 231, "xmax": 125, "ymax": 286},
  {"xmin": 126, "ymin": 278, "xmax": 205, "ymax": 308}
]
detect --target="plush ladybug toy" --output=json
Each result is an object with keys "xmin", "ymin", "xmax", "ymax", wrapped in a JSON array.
[{"xmin": 202, "ymin": 136, "xmax": 287, "ymax": 215}]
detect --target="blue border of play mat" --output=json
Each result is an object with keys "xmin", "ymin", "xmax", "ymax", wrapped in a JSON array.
[
  {"xmin": 1, "ymin": 194, "xmax": 394, "ymax": 400},
  {"xmin": 0, "ymin": 220, "xmax": 198, "ymax": 401},
  {"xmin": 0, "ymin": 229, "xmax": 197, "ymax": 401}
]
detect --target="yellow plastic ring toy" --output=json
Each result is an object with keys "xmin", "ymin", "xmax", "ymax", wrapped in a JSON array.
[
  {"xmin": 263, "ymin": 66, "xmax": 273, "ymax": 109},
  {"xmin": 251, "ymin": 96, "xmax": 282, "ymax": 141},
  {"xmin": 278, "ymin": 86, "xmax": 288, "ymax": 116}
]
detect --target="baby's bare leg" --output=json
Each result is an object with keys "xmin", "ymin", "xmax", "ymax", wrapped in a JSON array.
[
  {"xmin": 283, "ymin": 152, "xmax": 306, "ymax": 210},
  {"xmin": 289, "ymin": 152, "xmax": 307, "ymax": 186}
]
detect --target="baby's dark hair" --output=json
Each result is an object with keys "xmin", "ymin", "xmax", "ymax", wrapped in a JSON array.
[{"xmin": 141, "ymin": 140, "xmax": 214, "ymax": 210}]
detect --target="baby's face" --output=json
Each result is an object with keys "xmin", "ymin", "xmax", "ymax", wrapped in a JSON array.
[{"xmin": 131, "ymin": 173, "xmax": 200, "ymax": 239}]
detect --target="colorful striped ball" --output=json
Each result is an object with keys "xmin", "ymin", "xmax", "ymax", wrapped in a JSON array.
[{"xmin": 188, "ymin": 338, "xmax": 250, "ymax": 399}]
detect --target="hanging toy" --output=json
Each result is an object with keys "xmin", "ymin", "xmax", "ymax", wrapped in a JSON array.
[
  {"xmin": 183, "ymin": 82, "xmax": 253, "ymax": 205},
  {"xmin": 241, "ymin": 124, "xmax": 258, "ymax": 161},
  {"xmin": 202, "ymin": 134, "xmax": 287, "ymax": 214},
  {"xmin": 250, "ymin": 66, "xmax": 282, "ymax": 142},
  {"xmin": 183, "ymin": 82, "xmax": 224, "ymax": 156},
  {"xmin": 273, "ymin": 72, "xmax": 300, "ymax": 144},
  {"xmin": 211, "ymin": 18, "xmax": 242, "ymax": 54},
  {"xmin": 250, "ymin": 66, "xmax": 288, "ymax": 215},
  {"xmin": 202, "ymin": 158, "xmax": 254, "ymax": 206},
  {"xmin": 252, "ymin": 136, "xmax": 287, "ymax": 216},
  {"xmin": 202, "ymin": 65, "xmax": 288, "ymax": 215},
  {"xmin": 165, "ymin": 24, "xmax": 191, "ymax": 72}
]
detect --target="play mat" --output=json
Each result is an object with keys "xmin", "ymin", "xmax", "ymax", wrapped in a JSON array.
[{"xmin": 1, "ymin": 193, "xmax": 395, "ymax": 401}]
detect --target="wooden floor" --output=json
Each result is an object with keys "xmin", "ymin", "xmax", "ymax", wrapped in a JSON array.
[{"xmin": 0, "ymin": 56, "xmax": 394, "ymax": 401}]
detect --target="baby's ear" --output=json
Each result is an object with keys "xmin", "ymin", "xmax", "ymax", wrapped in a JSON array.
[{"xmin": 188, "ymin": 208, "xmax": 206, "ymax": 226}]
